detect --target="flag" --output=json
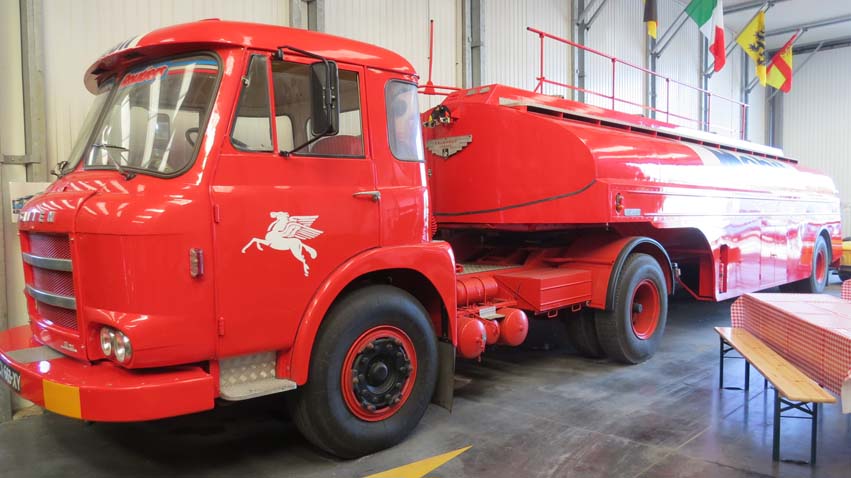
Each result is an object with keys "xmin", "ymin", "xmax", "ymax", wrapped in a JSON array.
[
  {"xmin": 686, "ymin": 0, "xmax": 726, "ymax": 72},
  {"xmin": 767, "ymin": 35, "xmax": 795, "ymax": 93},
  {"xmin": 644, "ymin": 0, "xmax": 658, "ymax": 39},
  {"xmin": 736, "ymin": 10, "xmax": 766, "ymax": 85}
]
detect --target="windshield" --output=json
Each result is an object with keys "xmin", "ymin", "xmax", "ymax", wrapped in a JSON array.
[
  {"xmin": 84, "ymin": 55, "xmax": 220, "ymax": 176},
  {"xmin": 62, "ymin": 83, "xmax": 114, "ymax": 174}
]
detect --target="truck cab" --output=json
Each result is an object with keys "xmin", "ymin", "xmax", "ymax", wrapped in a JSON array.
[{"xmin": 1, "ymin": 20, "xmax": 456, "ymax": 458}]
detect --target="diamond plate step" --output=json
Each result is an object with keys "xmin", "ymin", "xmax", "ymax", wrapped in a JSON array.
[{"xmin": 219, "ymin": 352, "xmax": 296, "ymax": 401}]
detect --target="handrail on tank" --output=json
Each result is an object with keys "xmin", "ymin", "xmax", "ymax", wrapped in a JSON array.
[{"xmin": 527, "ymin": 27, "xmax": 749, "ymax": 140}]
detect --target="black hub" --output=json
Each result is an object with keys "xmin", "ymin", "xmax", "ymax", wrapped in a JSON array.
[{"xmin": 351, "ymin": 337, "xmax": 412, "ymax": 411}]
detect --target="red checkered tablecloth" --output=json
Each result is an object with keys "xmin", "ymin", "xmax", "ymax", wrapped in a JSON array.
[
  {"xmin": 731, "ymin": 292, "xmax": 851, "ymax": 413},
  {"xmin": 842, "ymin": 280, "xmax": 851, "ymax": 301}
]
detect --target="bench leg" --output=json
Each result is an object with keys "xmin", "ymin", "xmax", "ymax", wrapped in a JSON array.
[
  {"xmin": 719, "ymin": 335, "xmax": 725, "ymax": 389},
  {"xmin": 773, "ymin": 389, "xmax": 781, "ymax": 462},
  {"xmin": 811, "ymin": 403, "xmax": 819, "ymax": 465},
  {"xmin": 745, "ymin": 361, "xmax": 750, "ymax": 391}
]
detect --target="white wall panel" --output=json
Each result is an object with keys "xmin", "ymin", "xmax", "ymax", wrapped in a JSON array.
[
  {"xmin": 707, "ymin": 47, "xmax": 744, "ymax": 138},
  {"xmin": 584, "ymin": 0, "xmax": 645, "ymax": 114},
  {"xmin": 781, "ymin": 45, "xmax": 851, "ymax": 232},
  {"xmin": 655, "ymin": 0, "xmax": 700, "ymax": 128},
  {"xmin": 42, "ymin": 0, "xmax": 289, "ymax": 171},
  {"xmin": 747, "ymin": 80, "xmax": 766, "ymax": 145},
  {"xmin": 324, "ymin": 0, "xmax": 459, "ymax": 110},
  {"xmin": 481, "ymin": 0, "xmax": 571, "ymax": 95}
]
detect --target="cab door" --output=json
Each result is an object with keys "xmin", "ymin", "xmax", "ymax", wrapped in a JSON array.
[{"xmin": 210, "ymin": 51, "xmax": 380, "ymax": 358}]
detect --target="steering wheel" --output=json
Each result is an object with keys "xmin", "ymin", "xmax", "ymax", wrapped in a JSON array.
[{"xmin": 185, "ymin": 127, "xmax": 200, "ymax": 147}]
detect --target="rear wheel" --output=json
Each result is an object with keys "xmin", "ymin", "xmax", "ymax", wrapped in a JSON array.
[
  {"xmin": 596, "ymin": 253, "xmax": 668, "ymax": 364},
  {"xmin": 289, "ymin": 285, "xmax": 438, "ymax": 458},
  {"xmin": 782, "ymin": 235, "xmax": 830, "ymax": 293},
  {"xmin": 564, "ymin": 309, "xmax": 605, "ymax": 358}
]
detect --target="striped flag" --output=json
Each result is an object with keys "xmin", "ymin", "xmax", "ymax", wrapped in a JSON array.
[
  {"xmin": 767, "ymin": 35, "xmax": 795, "ymax": 93},
  {"xmin": 644, "ymin": 0, "xmax": 659, "ymax": 39},
  {"xmin": 686, "ymin": 0, "xmax": 726, "ymax": 72}
]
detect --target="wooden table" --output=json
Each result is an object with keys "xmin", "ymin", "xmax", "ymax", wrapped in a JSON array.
[{"xmin": 731, "ymin": 291, "xmax": 851, "ymax": 413}]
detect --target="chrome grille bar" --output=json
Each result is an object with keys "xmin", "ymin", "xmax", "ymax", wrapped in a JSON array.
[
  {"xmin": 25, "ymin": 285, "xmax": 76, "ymax": 310},
  {"xmin": 22, "ymin": 252, "xmax": 72, "ymax": 272}
]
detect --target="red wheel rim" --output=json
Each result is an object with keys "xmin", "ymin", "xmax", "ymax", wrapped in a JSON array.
[
  {"xmin": 341, "ymin": 326, "xmax": 417, "ymax": 422},
  {"xmin": 815, "ymin": 247, "xmax": 827, "ymax": 284},
  {"xmin": 631, "ymin": 279, "xmax": 660, "ymax": 340}
]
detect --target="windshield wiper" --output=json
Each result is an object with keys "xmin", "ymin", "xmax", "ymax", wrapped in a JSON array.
[{"xmin": 91, "ymin": 143, "xmax": 137, "ymax": 180}]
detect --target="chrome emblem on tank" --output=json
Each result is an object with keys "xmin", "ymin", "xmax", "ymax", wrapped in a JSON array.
[{"xmin": 426, "ymin": 135, "xmax": 473, "ymax": 159}]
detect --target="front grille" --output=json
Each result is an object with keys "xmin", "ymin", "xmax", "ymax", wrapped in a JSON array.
[
  {"xmin": 24, "ymin": 233, "xmax": 78, "ymax": 332},
  {"xmin": 32, "ymin": 268, "xmax": 75, "ymax": 297},
  {"xmin": 36, "ymin": 301, "xmax": 78, "ymax": 330},
  {"xmin": 29, "ymin": 233, "xmax": 71, "ymax": 259}
]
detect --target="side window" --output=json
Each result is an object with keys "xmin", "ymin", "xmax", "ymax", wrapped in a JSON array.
[
  {"xmin": 385, "ymin": 81, "xmax": 424, "ymax": 162},
  {"xmin": 231, "ymin": 55, "xmax": 273, "ymax": 151},
  {"xmin": 272, "ymin": 60, "xmax": 364, "ymax": 157}
]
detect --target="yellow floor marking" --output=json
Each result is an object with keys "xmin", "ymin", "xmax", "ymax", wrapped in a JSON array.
[
  {"xmin": 42, "ymin": 380, "xmax": 81, "ymax": 419},
  {"xmin": 365, "ymin": 446, "xmax": 471, "ymax": 478}
]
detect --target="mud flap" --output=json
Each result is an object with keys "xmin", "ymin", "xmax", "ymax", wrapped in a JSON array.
[{"xmin": 431, "ymin": 339, "xmax": 455, "ymax": 411}]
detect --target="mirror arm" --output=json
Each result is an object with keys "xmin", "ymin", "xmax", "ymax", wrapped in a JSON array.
[{"xmin": 280, "ymin": 131, "xmax": 329, "ymax": 158}]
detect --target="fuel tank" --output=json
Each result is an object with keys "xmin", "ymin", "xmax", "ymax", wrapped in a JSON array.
[{"xmin": 424, "ymin": 85, "xmax": 840, "ymax": 230}]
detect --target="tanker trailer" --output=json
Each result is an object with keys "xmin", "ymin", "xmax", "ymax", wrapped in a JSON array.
[{"xmin": 423, "ymin": 84, "xmax": 842, "ymax": 364}]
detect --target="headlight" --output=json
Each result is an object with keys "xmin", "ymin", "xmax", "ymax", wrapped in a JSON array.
[
  {"xmin": 100, "ymin": 327, "xmax": 114, "ymax": 356},
  {"xmin": 113, "ymin": 332, "xmax": 132, "ymax": 363},
  {"xmin": 99, "ymin": 326, "xmax": 132, "ymax": 363}
]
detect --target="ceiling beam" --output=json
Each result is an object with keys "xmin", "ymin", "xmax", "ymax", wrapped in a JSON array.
[
  {"xmin": 724, "ymin": 0, "xmax": 789, "ymax": 15},
  {"xmin": 766, "ymin": 14, "xmax": 851, "ymax": 37}
]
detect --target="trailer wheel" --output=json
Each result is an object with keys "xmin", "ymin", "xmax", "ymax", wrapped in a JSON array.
[
  {"xmin": 595, "ymin": 253, "xmax": 668, "ymax": 364},
  {"xmin": 564, "ymin": 309, "xmax": 606, "ymax": 358},
  {"xmin": 288, "ymin": 285, "xmax": 438, "ymax": 458},
  {"xmin": 781, "ymin": 235, "xmax": 830, "ymax": 293}
]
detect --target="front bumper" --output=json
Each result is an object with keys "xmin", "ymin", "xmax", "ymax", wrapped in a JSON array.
[{"xmin": 0, "ymin": 325, "xmax": 215, "ymax": 421}]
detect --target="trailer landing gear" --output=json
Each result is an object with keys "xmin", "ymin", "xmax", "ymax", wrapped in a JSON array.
[
  {"xmin": 595, "ymin": 253, "xmax": 668, "ymax": 364},
  {"xmin": 289, "ymin": 285, "xmax": 438, "ymax": 458}
]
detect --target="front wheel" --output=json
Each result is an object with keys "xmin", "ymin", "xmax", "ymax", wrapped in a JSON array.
[
  {"xmin": 288, "ymin": 285, "xmax": 438, "ymax": 458},
  {"xmin": 595, "ymin": 253, "xmax": 668, "ymax": 364}
]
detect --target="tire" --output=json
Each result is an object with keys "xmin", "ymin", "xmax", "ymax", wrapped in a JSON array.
[
  {"xmin": 595, "ymin": 253, "xmax": 668, "ymax": 364},
  {"xmin": 782, "ymin": 235, "xmax": 830, "ymax": 293},
  {"xmin": 288, "ymin": 285, "xmax": 438, "ymax": 458},
  {"xmin": 564, "ymin": 309, "xmax": 606, "ymax": 358}
]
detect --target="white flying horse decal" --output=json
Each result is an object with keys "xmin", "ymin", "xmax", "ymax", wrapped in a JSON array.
[{"xmin": 241, "ymin": 212, "xmax": 323, "ymax": 277}]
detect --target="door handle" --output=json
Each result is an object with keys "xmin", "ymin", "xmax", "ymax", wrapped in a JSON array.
[{"xmin": 353, "ymin": 191, "xmax": 381, "ymax": 202}]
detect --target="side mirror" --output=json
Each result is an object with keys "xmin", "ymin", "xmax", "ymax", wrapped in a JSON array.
[{"xmin": 309, "ymin": 60, "xmax": 339, "ymax": 137}]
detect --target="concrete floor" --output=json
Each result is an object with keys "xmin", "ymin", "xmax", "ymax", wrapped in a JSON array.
[{"xmin": 2, "ymin": 280, "xmax": 850, "ymax": 477}]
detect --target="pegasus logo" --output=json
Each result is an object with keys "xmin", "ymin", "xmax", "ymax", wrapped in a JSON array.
[{"xmin": 241, "ymin": 211, "xmax": 323, "ymax": 277}]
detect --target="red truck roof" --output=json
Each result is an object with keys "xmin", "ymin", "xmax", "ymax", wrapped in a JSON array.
[{"xmin": 84, "ymin": 19, "xmax": 417, "ymax": 92}]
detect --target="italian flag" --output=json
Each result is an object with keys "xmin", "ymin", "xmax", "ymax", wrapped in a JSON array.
[{"xmin": 686, "ymin": 0, "xmax": 726, "ymax": 72}]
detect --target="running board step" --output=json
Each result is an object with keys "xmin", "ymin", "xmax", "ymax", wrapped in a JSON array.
[{"xmin": 219, "ymin": 352, "xmax": 297, "ymax": 401}]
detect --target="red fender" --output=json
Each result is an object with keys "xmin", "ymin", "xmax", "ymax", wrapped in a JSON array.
[{"xmin": 285, "ymin": 242, "xmax": 457, "ymax": 384}]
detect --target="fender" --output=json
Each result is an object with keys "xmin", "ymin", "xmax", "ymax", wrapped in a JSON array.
[
  {"xmin": 605, "ymin": 237, "xmax": 673, "ymax": 310},
  {"xmin": 563, "ymin": 234, "xmax": 672, "ymax": 310},
  {"xmin": 285, "ymin": 241, "xmax": 457, "ymax": 385}
]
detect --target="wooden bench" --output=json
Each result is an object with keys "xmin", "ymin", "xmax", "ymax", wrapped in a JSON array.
[{"xmin": 715, "ymin": 327, "xmax": 836, "ymax": 465}]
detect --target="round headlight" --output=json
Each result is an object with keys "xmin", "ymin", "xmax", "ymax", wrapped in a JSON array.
[
  {"xmin": 113, "ymin": 332, "xmax": 132, "ymax": 363},
  {"xmin": 100, "ymin": 327, "xmax": 114, "ymax": 356}
]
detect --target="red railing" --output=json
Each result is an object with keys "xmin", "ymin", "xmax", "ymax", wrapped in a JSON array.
[{"xmin": 528, "ymin": 27, "xmax": 748, "ymax": 139}]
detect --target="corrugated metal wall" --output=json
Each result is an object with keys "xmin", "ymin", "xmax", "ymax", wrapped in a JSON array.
[
  {"xmin": 41, "ymin": 0, "xmax": 289, "ymax": 171},
  {"xmin": 655, "ymin": 0, "xmax": 700, "ymax": 128},
  {"xmin": 584, "ymin": 0, "xmax": 645, "ymax": 114},
  {"xmin": 324, "ymin": 0, "xmax": 459, "ymax": 110},
  {"xmin": 480, "ymin": 0, "xmax": 571, "ymax": 95},
  {"xmin": 707, "ymin": 48, "xmax": 745, "ymax": 138},
  {"xmin": 781, "ymin": 45, "xmax": 851, "ymax": 232}
]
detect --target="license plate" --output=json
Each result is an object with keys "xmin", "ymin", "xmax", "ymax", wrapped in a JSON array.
[{"xmin": 0, "ymin": 356, "xmax": 21, "ymax": 393}]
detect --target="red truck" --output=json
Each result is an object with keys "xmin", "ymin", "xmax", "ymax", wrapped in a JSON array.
[{"xmin": 0, "ymin": 20, "xmax": 842, "ymax": 458}]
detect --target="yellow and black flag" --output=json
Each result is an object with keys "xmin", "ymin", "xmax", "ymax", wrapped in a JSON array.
[
  {"xmin": 736, "ymin": 11, "xmax": 766, "ymax": 85},
  {"xmin": 644, "ymin": 0, "xmax": 658, "ymax": 39}
]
